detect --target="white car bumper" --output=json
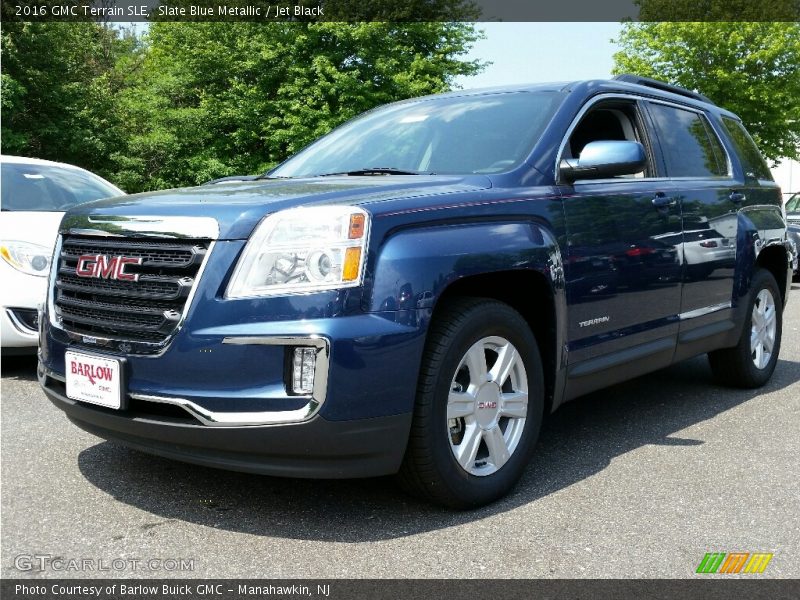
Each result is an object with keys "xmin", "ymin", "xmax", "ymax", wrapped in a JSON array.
[{"xmin": 1, "ymin": 262, "xmax": 47, "ymax": 351}]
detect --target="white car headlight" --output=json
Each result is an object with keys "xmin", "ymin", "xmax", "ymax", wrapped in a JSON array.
[
  {"xmin": 0, "ymin": 241, "xmax": 52, "ymax": 277},
  {"xmin": 226, "ymin": 206, "xmax": 370, "ymax": 298}
]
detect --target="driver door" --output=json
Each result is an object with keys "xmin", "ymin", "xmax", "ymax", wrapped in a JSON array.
[{"xmin": 558, "ymin": 97, "xmax": 683, "ymax": 398}]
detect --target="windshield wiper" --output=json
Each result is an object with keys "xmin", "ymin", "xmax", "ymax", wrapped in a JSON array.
[{"xmin": 317, "ymin": 167, "xmax": 435, "ymax": 177}]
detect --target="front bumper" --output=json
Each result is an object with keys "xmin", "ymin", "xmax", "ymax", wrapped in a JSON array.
[
  {"xmin": 1, "ymin": 263, "xmax": 47, "ymax": 350},
  {"xmin": 40, "ymin": 368, "xmax": 411, "ymax": 478},
  {"xmin": 39, "ymin": 310, "xmax": 426, "ymax": 478},
  {"xmin": 2, "ymin": 308, "xmax": 39, "ymax": 352}
]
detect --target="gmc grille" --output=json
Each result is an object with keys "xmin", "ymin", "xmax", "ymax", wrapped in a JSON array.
[{"xmin": 54, "ymin": 235, "xmax": 211, "ymax": 352}]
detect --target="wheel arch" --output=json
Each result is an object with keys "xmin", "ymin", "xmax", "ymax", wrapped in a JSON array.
[
  {"xmin": 434, "ymin": 270, "xmax": 561, "ymax": 414},
  {"xmin": 756, "ymin": 245, "xmax": 790, "ymax": 307},
  {"xmin": 368, "ymin": 220, "xmax": 568, "ymax": 413}
]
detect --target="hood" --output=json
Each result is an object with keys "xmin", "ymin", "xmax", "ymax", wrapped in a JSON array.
[
  {"xmin": 0, "ymin": 211, "xmax": 65, "ymax": 250},
  {"xmin": 62, "ymin": 175, "xmax": 492, "ymax": 239}
]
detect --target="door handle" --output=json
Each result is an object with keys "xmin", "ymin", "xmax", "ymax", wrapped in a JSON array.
[
  {"xmin": 729, "ymin": 191, "xmax": 746, "ymax": 204},
  {"xmin": 652, "ymin": 194, "xmax": 677, "ymax": 209}
]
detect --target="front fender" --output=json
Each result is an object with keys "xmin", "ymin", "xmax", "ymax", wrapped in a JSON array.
[{"xmin": 368, "ymin": 221, "xmax": 565, "ymax": 316}]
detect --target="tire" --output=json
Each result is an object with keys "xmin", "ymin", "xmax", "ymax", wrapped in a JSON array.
[
  {"xmin": 398, "ymin": 297, "xmax": 544, "ymax": 509},
  {"xmin": 708, "ymin": 269, "xmax": 783, "ymax": 388}
]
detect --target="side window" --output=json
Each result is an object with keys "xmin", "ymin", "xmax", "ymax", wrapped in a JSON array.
[
  {"xmin": 565, "ymin": 101, "xmax": 650, "ymax": 177},
  {"xmin": 720, "ymin": 117, "xmax": 773, "ymax": 181},
  {"xmin": 648, "ymin": 103, "xmax": 728, "ymax": 178}
]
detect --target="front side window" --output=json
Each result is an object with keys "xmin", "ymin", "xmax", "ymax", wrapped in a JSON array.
[
  {"xmin": 786, "ymin": 193, "xmax": 800, "ymax": 212},
  {"xmin": 648, "ymin": 103, "xmax": 728, "ymax": 178},
  {"xmin": 1, "ymin": 163, "xmax": 121, "ymax": 212},
  {"xmin": 270, "ymin": 91, "xmax": 564, "ymax": 178},
  {"xmin": 564, "ymin": 100, "xmax": 651, "ymax": 178}
]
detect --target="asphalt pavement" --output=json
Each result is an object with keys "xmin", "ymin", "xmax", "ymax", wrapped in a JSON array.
[{"xmin": 2, "ymin": 283, "xmax": 799, "ymax": 579}]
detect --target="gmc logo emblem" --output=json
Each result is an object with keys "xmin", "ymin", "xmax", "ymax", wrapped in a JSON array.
[
  {"xmin": 478, "ymin": 401, "xmax": 497, "ymax": 410},
  {"xmin": 75, "ymin": 254, "xmax": 143, "ymax": 281}
]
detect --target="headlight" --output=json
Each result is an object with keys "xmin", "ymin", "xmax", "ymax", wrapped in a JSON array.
[
  {"xmin": 226, "ymin": 206, "xmax": 370, "ymax": 298},
  {"xmin": 0, "ymin": 241, "xmax": 52, "ymax": 277}
]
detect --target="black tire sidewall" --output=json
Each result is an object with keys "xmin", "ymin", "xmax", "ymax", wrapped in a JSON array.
[{"xmin": 738, "ymin": 270, "xmax": 783, "ymax": 385}]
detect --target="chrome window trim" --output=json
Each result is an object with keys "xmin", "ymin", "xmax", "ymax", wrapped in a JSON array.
[{"xmin": 556, "ymin": 93, "xmax": 735, "ymax": 183}]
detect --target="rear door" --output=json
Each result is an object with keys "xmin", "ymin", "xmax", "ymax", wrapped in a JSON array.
[{"xmin": 644, "ymin": 101, "xmax": 739, "ymax": 349}]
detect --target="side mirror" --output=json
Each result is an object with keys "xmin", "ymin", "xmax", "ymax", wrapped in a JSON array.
[{"xmin": 560, "ymin": 140, "xmax": 647, "ymax": 183}]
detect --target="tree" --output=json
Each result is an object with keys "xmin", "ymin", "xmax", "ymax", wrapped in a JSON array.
[
  {"xmin": 111, "ymin": 22, "xmax": 484, "ymax": 192},
  {"xmin": 1, "ymin": 21, "xmax": 138, "ymax": 174},
  {"xmin": 613, "ymin": 22, "xmax": 800, "ymax": 163},
  {"xmin": 635, "ymin": 0, "xmax": 799, "ymax": 22}
]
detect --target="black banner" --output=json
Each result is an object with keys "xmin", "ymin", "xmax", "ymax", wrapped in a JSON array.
[
  {"xmin": 1, "ymin": 0, "xmax": 799, "ymax": 22},
  {"xmin": 3, "ymin": 579, "xmax": 800, "ymax": 600}
]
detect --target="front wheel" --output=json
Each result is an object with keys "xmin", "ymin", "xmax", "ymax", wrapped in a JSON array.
[
  {"xmin": 708, "ymin": 269, "xmax": 783, "ymax": 388},
  {"xmin": 398, "ymin": 298, "xmax": 544, "ymax": 509}
]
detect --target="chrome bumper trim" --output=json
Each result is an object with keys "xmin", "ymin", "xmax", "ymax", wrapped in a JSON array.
[
  {"xmin": 128, "ymin": 393, "xmax": 321, "ymax": 427},
  {"xmin": 5, "ymin": 309, "xmax": 39, "ymax": 336},
  {"xmin": 47, "ymin": 335, "xmax": 333, "ymax": 427}
]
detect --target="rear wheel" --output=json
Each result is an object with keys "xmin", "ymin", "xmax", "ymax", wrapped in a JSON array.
[
  {"xmin": 708, "ymin": 269, "xmax": 783, "ymax": 388},
  {"xmin": 398, "ymin": 298, "xmax": 544, "ymax": 509}
]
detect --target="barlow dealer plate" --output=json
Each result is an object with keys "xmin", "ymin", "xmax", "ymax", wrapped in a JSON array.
[{"xmin": 65, "ymin": 350, "xmax": 122, "ymax": 409}]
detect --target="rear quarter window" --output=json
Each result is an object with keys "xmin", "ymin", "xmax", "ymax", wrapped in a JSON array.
[{"xmin": 720, "ymin": 117, "xmax": 773, "ymax": 181}]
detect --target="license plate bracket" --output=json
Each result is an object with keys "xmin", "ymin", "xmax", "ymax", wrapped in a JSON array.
[{"xmin": 65, "ymin": 350, "xmax": 125, "ymax": 410}]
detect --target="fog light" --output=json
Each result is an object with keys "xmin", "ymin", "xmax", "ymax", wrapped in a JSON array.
[{"xmin": 292, "ymin": 347, "xmax": 317, "ymax": 394}]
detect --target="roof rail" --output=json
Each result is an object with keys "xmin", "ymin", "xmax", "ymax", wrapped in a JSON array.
[{"xmin": 613, "ymin": 74, "xmax": 713, "ymax": 104}]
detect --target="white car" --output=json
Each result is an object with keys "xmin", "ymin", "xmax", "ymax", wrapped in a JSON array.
[{"xmin": 1, "ymin": 156, "xmax": 123, "ymax": 354}]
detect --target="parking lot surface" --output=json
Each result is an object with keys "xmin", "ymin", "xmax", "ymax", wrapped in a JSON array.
[{"xmin": 2, "ymin": 283, "xmax": 799, "ymax": 579}]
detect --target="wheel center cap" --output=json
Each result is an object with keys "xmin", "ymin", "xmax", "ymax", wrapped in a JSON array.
[{"xmin": 475, "ymin": 384, "xmax": 501, "ymax": 429}]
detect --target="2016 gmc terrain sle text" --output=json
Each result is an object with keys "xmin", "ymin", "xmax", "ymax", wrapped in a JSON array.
[{"xmin": 38, "ymin": 76, "xmax": 794, "ymax": 508}]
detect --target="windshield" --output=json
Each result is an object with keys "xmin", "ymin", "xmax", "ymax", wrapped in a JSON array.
[
  {"xmin": 270, "ymin": 91, "xmax": 564, "ymax": 178},
  {"xmin": 1, "ymin": 162, "xmax": 121, "ymax": 212},
  {"xmin": 786, "ymin": 193, "xmax": 800, "ymax": 213}
]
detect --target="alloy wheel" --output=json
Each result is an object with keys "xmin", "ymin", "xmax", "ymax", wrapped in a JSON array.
[
  {"xmin": 750, "ymin": 288, "xmax": 777, "ymax": 370},
  {"xmin": 447, "ymin": 336, "xmax": 528, "ymax": 476}
]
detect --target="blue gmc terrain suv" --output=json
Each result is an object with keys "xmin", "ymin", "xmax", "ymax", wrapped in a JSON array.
[{"xmin": 39, "ymin": 76, "xmax": 795, "ymax": 508}]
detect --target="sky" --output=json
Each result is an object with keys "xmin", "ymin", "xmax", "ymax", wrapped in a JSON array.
[{"xmin": 455, "ymin": 22, "xmax": 623, "ymax": 90}]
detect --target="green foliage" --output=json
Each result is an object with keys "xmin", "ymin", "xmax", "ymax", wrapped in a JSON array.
[
  {"xmin": 613, "ymin": 22, "xmax": 800, "ymax": 163},
  {"xmin": 635, "ymin": 0, "xmax": 799, "ymax": 21},
  {"xmin": 2, "ymin": 21, "xmax": 483, "ymax": 192},
  {"xmin": 113, "ymin": 22, "xmax": 483, "ymax": 191},
  {"xmin": 0, "ymin": 22, "xmax": 138, "ymax": 174}
]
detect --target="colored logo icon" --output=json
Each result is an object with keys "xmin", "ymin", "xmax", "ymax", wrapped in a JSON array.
[{"xmin": 696, "ymin": 552, "xmax": 773, "ymax": 574}]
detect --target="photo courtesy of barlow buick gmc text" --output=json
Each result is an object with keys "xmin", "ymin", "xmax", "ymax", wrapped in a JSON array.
[
  {"xmin": 1, "ymin": 5, "xmax": 799, "ymax": 596},
  {"xmin": 37, "ymin": 76, "xmax": 794, "ymax": 508}
]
